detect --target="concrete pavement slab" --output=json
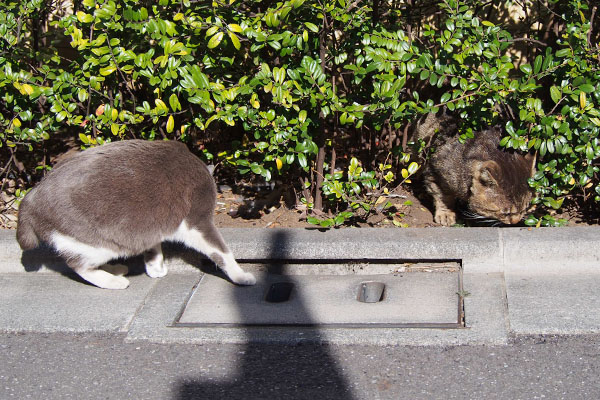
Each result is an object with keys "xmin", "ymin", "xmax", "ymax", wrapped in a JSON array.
[
  {"xmin": 126, "ymin": 272, "xmax": 508, "ymax": 346},
  {"xmin": 506, "ymin": 272, "xmax": 600, "ymax": 335},
  {"xmin": 502, "ymin": 227, "xmax": 600, "ymax": 274},
  {"xmin": 0, "ymin": 273, "xmax": 157, "ymax": 333}
]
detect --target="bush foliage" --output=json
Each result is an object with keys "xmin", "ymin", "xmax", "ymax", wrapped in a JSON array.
[{"xmin": 1, "ymin": 0, "xmax": 599, "ymax": 226}]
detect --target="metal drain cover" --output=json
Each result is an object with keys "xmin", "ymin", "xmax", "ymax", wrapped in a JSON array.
[{"xmin": 173, "ymin": 262, "xmax": 463, "ymax": 328}]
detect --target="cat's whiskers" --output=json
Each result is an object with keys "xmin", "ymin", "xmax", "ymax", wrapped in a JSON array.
[{"xmin": 460, "ymin": 209, "xmax": 503, "ymax": 226}]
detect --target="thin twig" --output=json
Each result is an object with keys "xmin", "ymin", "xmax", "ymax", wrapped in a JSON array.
[
  {"xmin": 499, "ymin": 37, "xmax": 547, "ymax": 48},
  {"xmin": 588, "ymin": 6, "xmax": 597, "ymax": 48}
]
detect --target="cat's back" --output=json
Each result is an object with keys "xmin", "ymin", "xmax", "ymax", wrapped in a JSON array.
[{"xmin": 18, "ymin": 140, "xmax": 214, "ymax": 252}]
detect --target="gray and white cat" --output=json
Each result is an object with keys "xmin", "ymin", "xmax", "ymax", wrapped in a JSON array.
[{"xmin": 16, "ymin": 140, "xmax": 256, "ymax": 289}]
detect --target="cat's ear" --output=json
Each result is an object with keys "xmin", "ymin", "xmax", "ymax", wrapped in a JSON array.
[
  {"xmin": 524, "ymin": 151, "xmax": 537, "ymax": 178},
  {"xmin": 474, "ymin": 161, "xmax": 499, "ymax": 187}
]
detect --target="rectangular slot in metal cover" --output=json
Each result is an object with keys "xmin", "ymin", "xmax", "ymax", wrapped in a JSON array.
[{"xmin": 173, "ymin": 261, "xmax": 464, "ymax": 329}]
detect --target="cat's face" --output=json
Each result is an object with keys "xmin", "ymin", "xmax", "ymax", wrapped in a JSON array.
[{"xmin": 468, "ymin": 158, "xmax": 534, "ymax": 225}]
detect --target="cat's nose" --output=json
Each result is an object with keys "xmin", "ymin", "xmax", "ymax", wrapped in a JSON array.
[{"xmin": 509, "ymin": 215, "xmax": 522, "ymax": 224}]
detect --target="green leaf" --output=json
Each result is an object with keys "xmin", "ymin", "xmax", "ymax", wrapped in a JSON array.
[
  {"xmin": 298, "ymin": 110, "xmax": 307, "ymax": 123},
  {"xmin": 304, "ymin": 22, "xmax": 318, "ymax": 32},
  {"xmin": 555, "ymin": 48, "xmax": 571, "ymax": 58},
  {"xmin": 307, "ymin": 216, "xmax": 321, "ymax": 225},
  {"xmin": 78, "ymin": 89, "xmax": 88, "ymax": 103},
  {"xmin": 519, "ymin": 64, "xmax": 532, "ymax": 75},
  {"xmin": 533, "ymin": 55, "xmax": 543, "ymax": 74},
  {"xmin": 550, "ymin": 86, "xmax": 561, "ymax": 103},
  {"xmin": 169, "ymin": 94, "xmax": 181, "ymax": 112},
  {"xmin": 298, "ymin": 153, "xmax": 307, "ymax": 168},
  {"xmin": 320, "ymin": 219, "xmax": 334, "ymax": 228}
]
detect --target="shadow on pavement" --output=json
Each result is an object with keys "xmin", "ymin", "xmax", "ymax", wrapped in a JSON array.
[{"xmin": 174, "ymin": 230, "xmax": 356, "ymax": 399}]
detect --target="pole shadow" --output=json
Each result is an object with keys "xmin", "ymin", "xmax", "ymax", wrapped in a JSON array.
[{"xmin": 175, "ymin": 230, "xmax": 356, "ymax": 399}]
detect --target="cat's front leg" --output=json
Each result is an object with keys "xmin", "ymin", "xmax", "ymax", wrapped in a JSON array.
[
  {"xmin": 432, "ymin": 194, "xmax": 457, "ymax": 226},
  {"xmin": 210, "ymin": 251, "xmax": 257, "ymax": 286},
  {"xmin": 144, "ymin": 243, "xmax": 167, "ymax": 278},
  {"xmin": 426, "ymin": 176, "xmax": 458, "ymax": 226},
  {"xmin": 434, "ymin": 207, "xmax": 457, "ymax": 226},
  {"xmin": 171, "ymin": 221, "xmax": 256, "ymax": 286}
]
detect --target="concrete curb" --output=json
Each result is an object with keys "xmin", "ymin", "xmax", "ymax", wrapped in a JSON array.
[
  {"xmin": 2, "ymin": 227, "xmax": 599, "ymax": 274},
  {"xmin": 2, "ymin": 227, "xmax": 600, "ymax": 345}
]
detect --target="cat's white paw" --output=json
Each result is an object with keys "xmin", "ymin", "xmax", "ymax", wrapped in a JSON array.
[
  {"xmin": 146, "ymin": 260, "xmax": 168, "ymax": 278},
  {"xmin": 230, "ymin": 271, "xmax": 257, "ymax": 286},
  {"xmin": 102, "ymin": 275, "xmax": 130, "ymax": 290},
  {"xmin": 434, "ymin": 210, "xmax": 457, "ymax": 226},
  {"xmin": 77, "ymin": 269, "xmax": 130, "ymax": 290}
]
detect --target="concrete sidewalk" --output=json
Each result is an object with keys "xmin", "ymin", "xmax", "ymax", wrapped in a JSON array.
[{"xmin": 1, "ymin": 227, "xmax": 599, "ymax": 346}]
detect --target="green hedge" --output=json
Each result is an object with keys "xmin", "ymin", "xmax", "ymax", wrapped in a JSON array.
[{"xmin": 1, "ymin": 0, "xmax": 599, "ymax": 226}]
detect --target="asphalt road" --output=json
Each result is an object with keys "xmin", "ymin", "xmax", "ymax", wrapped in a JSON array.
[{"xmin": 1, "ymin": 332, "xmax": 599, "ymax": 400}]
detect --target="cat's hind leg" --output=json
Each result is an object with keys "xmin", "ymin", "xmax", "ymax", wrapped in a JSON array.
[
  {"xmin": 50, "ymin": 232, "xmax": 130, "ymax": 289},
  {"xmin": 144, "ymin": 243, "xmax": 167, "ymax": 278},
  {"xmin": 170, "ymin": 221, "xmax": 256, "ymax": 285}
]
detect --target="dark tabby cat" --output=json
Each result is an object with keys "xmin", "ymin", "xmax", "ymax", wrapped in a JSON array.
[
  {"xmin": 415, "ymin": 113, "xmax": 536, "ymax": 226},
  {"xmin": 17, "ymin": 140, "xmax": 256, "ymax": 289}
]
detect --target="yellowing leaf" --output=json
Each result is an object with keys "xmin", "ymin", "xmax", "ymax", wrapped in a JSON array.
[
  {"xmin": 155, "ymin": 99, "xmax": 168, "ymax": 112},
  {"xmin": 228, "ymin": 23, "xmax": 243, "ymax": 33},
  {"xmin": 76, "ymin": 11, "xmax": 94, "ymax": 23},
  {"xmin": 276, "ymin": 158, "xmax": 283, "ymax": 170},
  {"xmin": 207, "ymin": 31, "xmax": 224, "ymax": 48},
  {"xmin": 12, "ymin": 118, "xmax": 21, "ymax": 128},
  {"xmin": 166, "ymin": 115, "xmax": 174, "ymax": 133},
  {"xmin": 20, "ymin": 84, "xmax": 34, "ymax": 95},
  {"xmin": 580, "ymin": 91, "xmax": 586, "ymax": 109},
  {"xmin": 110, "ymin": 123, "xmax": 119, "ymax": 136},
  {"xmin": 205, "ymin": 26, "xmax": 219, "ymax": 37},
  {"xmin": 95, "ymin": 104, "xmax": 105, "ymax": 116},
  {"xmin": 228, "ymin": 32, "xmax": 241, "ymax": 50},
  {"xmin": 99, "ymin": 65, "xmax": 116, "ymax": 76}
]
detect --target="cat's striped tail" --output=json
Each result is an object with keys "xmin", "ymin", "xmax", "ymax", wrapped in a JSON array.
[{"xmin": 16, "ymin": 202, "xmax": 40, "ymax": 250}]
